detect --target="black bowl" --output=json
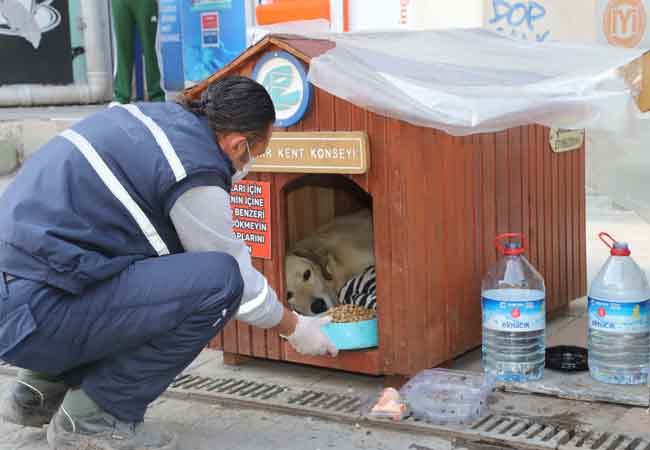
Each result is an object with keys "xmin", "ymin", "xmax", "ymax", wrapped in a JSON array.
[{"xmin": 545, "ymin": 346, "xmax": 589, "ymax": 372}]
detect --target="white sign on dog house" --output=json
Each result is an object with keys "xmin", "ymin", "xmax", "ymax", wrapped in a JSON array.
[{"xmin": 251, "ymin": 131, "xmax": 370, "ymax": 174}]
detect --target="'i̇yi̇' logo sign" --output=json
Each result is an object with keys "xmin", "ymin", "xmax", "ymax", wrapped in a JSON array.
[{"xmin": 603, "ymin": 0, "xmax": 647, "ymax": 48}]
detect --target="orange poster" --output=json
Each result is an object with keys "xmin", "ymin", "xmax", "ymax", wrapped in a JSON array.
[{"xmin": 230, "ymin": 180, "xmax": 272, "ymax": 259}]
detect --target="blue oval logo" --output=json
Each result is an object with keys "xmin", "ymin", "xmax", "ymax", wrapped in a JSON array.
[{"xmin": 253, "ymin": 51, "xmax": 312, "ymax": 128}]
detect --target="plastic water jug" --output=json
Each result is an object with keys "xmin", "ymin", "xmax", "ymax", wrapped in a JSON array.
[
  {"xmin": 588, "ymin": 232, "xmax": 650, "ymax": 385},
  {"xmin": 482, "ymin": 233, "xmax": 546, "ymax": 382}
]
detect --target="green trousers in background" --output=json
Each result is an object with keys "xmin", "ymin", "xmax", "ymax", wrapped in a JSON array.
[{"xmin": 112, "ymin": 0, "xmax": 166, "ymax": 103}]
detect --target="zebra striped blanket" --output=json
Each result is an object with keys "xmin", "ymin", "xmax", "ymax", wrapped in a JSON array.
[{"xmin": 337, "ymin": 266, "xmax": 376, "ymax": 310}]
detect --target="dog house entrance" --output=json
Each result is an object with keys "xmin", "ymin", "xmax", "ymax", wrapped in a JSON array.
[{"xmin": 283, "ymin": 174, "xmax": 376, "ymax": 320}]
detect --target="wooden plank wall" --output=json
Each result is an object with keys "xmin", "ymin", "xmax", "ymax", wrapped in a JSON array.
[
  {"xmin": 365, "ymin": 120, "xmax": 587, "ymax": 374},
  {"xmin": 286, "ymin": 186, "xmax": 335, "ymax": 245},
  {"xmin": 210, "ymin": 44, "xmax": 587, "ymax": 376}
]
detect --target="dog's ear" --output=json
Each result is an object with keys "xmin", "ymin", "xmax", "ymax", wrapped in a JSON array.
[
  {"xmin": 324, "ymin": 252, "xmax": 338, "ymax": 282},
  {"xmin": 292, "ymin": 248, "xmax": 334, "ymax": 281}
]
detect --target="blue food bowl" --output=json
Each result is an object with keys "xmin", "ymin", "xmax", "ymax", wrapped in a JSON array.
[{"xmin": 322, "ymin": 318, "xmax": 378, "ymax": 350}]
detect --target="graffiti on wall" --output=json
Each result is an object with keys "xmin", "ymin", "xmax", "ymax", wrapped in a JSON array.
[
  {"xmin": 488, "ymin": 0, "xmax": 551, "ymax": 42},
  {"xmin": 0, "ymin": 0, "xmax": 73, "ymax": 85},
  {"xmin": 0, "ymin": 0, "xmax": 61, "ymax": 49}
]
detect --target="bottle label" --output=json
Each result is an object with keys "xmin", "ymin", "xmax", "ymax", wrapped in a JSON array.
[
  {"xmin": 588, "ymin": 297, "xmax": 650, "ymax": 334},
  {"xmin": 482, "ymin": 297, "xmax": 545, "ymax": 332}
]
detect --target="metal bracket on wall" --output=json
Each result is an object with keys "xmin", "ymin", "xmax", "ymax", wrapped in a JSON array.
[{"xmin": 549, "ymin": 129, "xmax": 585, "ymax": 154}]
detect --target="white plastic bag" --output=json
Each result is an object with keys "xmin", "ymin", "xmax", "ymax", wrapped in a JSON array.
[{"xmin": 306, "ymin": 29, "xmax": 646, "ymax": 136}]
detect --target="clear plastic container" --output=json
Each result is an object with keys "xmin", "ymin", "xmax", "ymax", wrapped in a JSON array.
[
  {"xmin": 588, "ymin": 232, "xmax": 650, "ymax": 385},
  {"xmin": 399, "ymin": 369, "xmax": 495, "ymax": 425},
  {"xmin": 481, "ymin": 233, "xmax": 546, "ymax": 383}
]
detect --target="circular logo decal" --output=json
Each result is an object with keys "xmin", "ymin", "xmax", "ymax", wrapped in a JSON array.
[
  {"xmin": 252, "ymin": 51, "xmax": 312, "ymax": 128},
  {"xmin": 511, "ymin": 308, "xmax": 521, "ymax": 319},
  {"xmin": 603, "ymin": 0, "xmax": 647, "ymax": 48},
  {"xmin": 598, "ymin": 307, "xmax": 607, "ymax": 318}
]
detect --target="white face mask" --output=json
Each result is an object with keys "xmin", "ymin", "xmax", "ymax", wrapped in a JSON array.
[{"xmin": 232, "ymin": 140, "xmax": 255, "ymax": 183}]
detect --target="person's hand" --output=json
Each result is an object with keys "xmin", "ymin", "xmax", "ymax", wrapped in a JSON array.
[{"xmin": 287, "ymin": 313, "xmax": 339, "ymax": 357}]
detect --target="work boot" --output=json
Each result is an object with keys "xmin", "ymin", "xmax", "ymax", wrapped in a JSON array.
[
  {"xmin": 47, "ymin": 402, "xmax": 177, "ymax": 450},
  {"xmin": 0, "ymin": 369, "xmax": 68, "ymax": 427}
]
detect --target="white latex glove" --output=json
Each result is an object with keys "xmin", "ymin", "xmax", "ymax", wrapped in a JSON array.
[{"xmin": 287, "ymin": 313, "xmax": 339, "ymax": 357}]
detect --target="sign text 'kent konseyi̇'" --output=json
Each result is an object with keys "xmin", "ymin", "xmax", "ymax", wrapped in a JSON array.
[
  {"xmin": 230, "ymin": 180, "xmax": 271, "ymax": 260},
  {"xmin": 251, "ymin": 131, "xmax": 370, "ymax": 174}
]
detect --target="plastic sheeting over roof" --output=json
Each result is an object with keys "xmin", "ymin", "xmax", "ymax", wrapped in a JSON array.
[{"xmin": 306, "ymin": 29, "xmax": 647, "ymax": 136}]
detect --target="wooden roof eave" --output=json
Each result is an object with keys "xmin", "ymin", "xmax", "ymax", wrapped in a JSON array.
[{"xmin": 182, "ymin": 35, "xmax": 316, "ymax": 101}]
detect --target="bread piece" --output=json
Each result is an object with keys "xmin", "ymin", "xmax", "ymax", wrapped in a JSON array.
[{"xmin": 371, "ymin": 388, "xmax": 407, "ymax": 421}]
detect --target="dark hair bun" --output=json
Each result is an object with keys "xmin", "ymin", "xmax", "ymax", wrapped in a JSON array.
[{"xmin": 195, "ymin": 75, "xmax": 276, "ymax": 141}]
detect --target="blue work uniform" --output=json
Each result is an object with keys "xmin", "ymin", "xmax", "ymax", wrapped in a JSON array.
[{"xmin": 0, "ymin": 103, "xmax": 244, "ymax": 422}]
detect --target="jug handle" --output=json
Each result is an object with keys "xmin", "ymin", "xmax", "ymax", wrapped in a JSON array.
[{"xmin": 598, "ymin": 232, "xmax": 617, "ymax": 249}]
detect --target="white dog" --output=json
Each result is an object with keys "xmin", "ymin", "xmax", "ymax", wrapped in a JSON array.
[{"xmin": 285, "ymin": 209, "xmax": 375, "ymax": 316}]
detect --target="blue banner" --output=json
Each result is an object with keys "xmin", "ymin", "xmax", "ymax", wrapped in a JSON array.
[{"xmin": 180, "ymin": 0, "xmax": 247, "ymax": 84}]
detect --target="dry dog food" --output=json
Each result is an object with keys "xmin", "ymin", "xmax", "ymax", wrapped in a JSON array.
[{"xmin": 326, "ymin": 304, "xmax": 376, "ymax": 323}]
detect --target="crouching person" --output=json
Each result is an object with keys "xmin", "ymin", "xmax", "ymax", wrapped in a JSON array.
[{"xmin": 0, "ymin": 76, "xmax": 337, "ymax": 450}]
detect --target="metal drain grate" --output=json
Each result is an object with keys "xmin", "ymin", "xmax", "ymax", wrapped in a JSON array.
[
  {"xmin": 168, "ymin": 373, "xmax": 363, "ymax": 418},
  {"xmin": 451, "ymin": 414, "xmax": 650, "ymax": 450},
  {"xmin": 171, "ymin": 374, "xmax": 286, "ymax": 401},
  {"xmin": 560, "ymin": 431, "xmax": 650, "ymax": 450},
  {"xmin": 461, "ymin": 414, "xmax": 574, "ymax": 449},
  {"xmin": 287, "ymin": 390, "xmax": 362, "ymax": 414}
]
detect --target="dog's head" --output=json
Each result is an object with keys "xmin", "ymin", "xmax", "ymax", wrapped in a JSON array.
[{"xmin": 285, "ymin": 249, "xmax": 338, "ymax": 316}]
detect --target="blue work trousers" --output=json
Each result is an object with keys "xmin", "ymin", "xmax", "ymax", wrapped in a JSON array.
[{"xmin": 0, "ymin": 252, "xmax": 244, "ymax": 422}]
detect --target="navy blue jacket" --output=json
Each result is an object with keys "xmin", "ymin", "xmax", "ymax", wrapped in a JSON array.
[{"xmin": 0, "ymin": 102, "xmax": 234, "ymax": 294}]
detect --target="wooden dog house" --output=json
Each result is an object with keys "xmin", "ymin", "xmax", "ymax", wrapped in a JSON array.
[{"xmin": 185, "ymin": 35, "xmax": 590, "ymax": 377}]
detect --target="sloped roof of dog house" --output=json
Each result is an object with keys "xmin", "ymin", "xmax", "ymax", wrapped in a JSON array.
[
  {"xmin": 182, "ymin": 30, "xmax": 650, "ymax": 230},
  {"xmin": 183, "ymin": 35, "xmax": 334, "ymax": 101},
  {"xmin": 185, "ymin": 30, "xmax": 648, "ymax": 137}
]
